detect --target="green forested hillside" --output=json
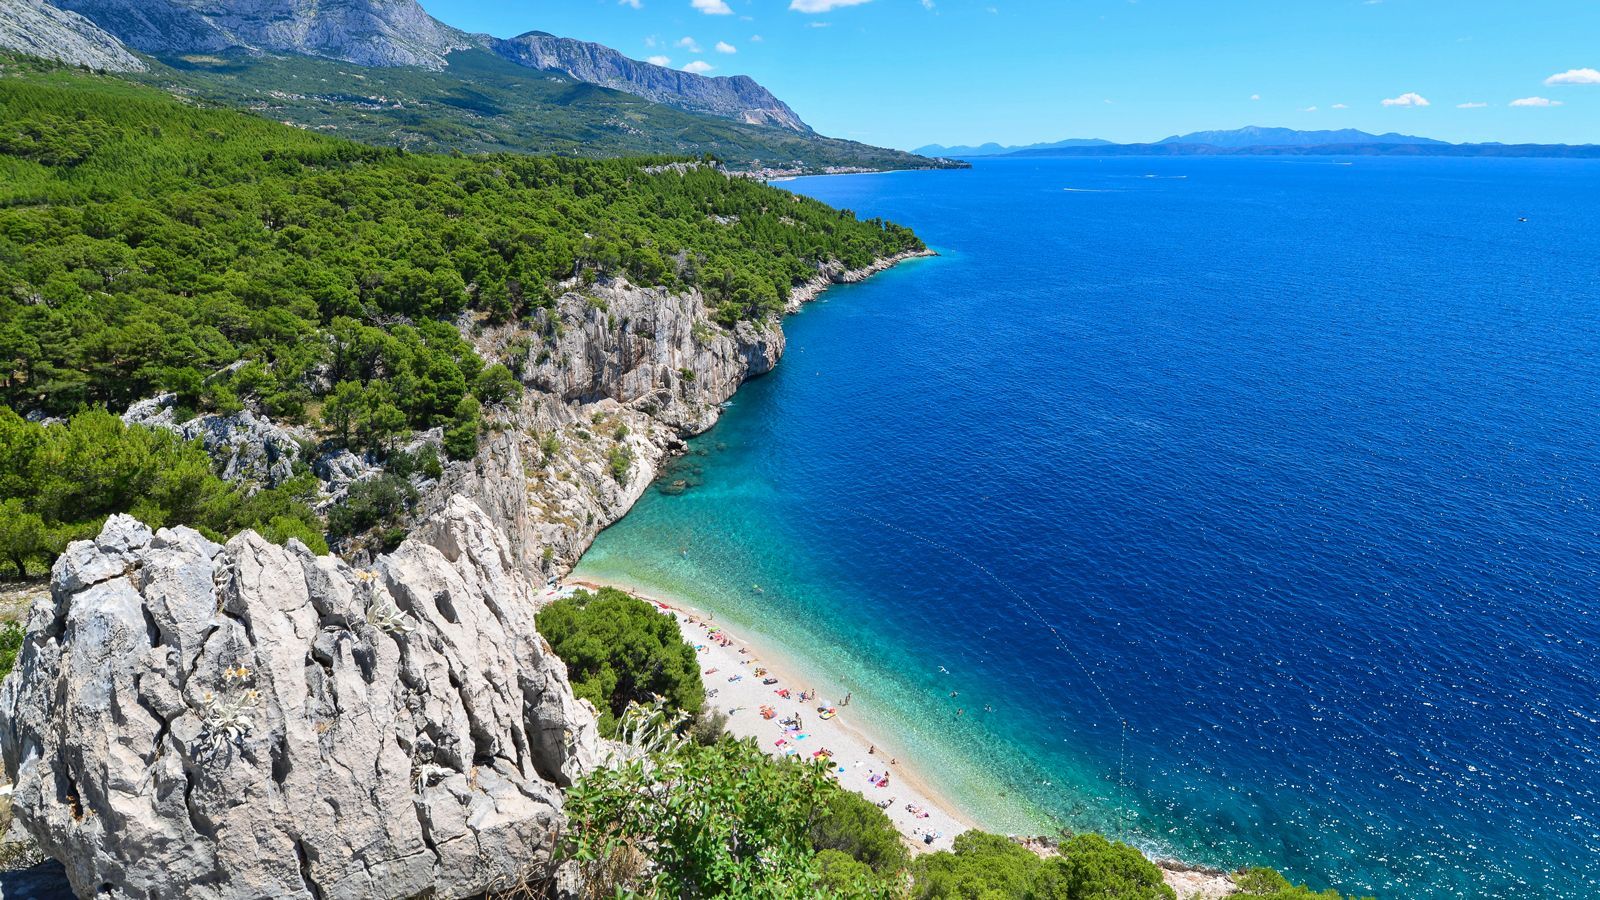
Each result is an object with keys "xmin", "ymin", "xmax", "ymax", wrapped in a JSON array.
[
  {"xmin": 0, "ymin": 58, "xmax": 922, "ymax": 569},
  {"xmin": 138, "ymin": 49, "xmax": 960, "ymax": 173},
  {"xmin": 0, "ymin": 59, "xmax": 920, "ymax": 417}
]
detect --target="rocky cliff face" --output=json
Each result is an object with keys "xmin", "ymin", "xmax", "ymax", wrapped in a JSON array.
[
  {"xmin": 0, "ymin": 0, "xmax": 145, "ymax": 71},
  {"xmin": 443, "ymin": 252, "xmax": 930, "ymax": 580},
  {"xmin": 52, "ymin": 0, "xmax": 472, "ymax": 69},
  {"xmin": 492, "ymin": 32, "xmax": 811, "ymax": 133},
  {"xmin": 0, "ymin": 498, "xmax": 600, "ymax": 900},
  {"xmin": 436, "ymin": 277, "xmax": 784, "ymax": 579}
]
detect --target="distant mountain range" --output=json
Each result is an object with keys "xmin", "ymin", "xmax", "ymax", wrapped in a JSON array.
[
  {"xmin": 914, "ymin": 138, "xmax": 1113, "ymax": 157},
  {"xmin": 919, "ymin": 126, "xmax": 1598, "ymax": 159},
  {"xmin": 1155, "ymin": 126, "xmax": 1446, "ymax": 148}
]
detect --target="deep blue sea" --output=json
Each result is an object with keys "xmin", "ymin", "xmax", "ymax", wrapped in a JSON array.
[{"xmin": 575, "ymin": 157, "xmax": 1600, "ymax": 898}]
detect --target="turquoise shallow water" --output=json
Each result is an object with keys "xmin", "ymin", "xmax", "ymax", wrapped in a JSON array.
[{"xmin": 576, "ymin": 157, "xmax": 1600, "ymax": 898}]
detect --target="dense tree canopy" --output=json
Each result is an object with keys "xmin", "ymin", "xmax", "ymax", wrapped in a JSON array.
[{"xmin": 0, "ymin": 67, "xmax": 921, "ymax": 425}]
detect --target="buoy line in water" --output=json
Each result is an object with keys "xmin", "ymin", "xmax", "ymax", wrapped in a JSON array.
[{"xmin": 824, "ymin": 501, "xmax": 1136, "ymax": 840}]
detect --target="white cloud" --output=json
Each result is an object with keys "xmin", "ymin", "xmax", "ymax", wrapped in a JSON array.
[
  {"xmin": 1381, "ymin": 92, "xmax": 1430, "ymax": 107},
  {"xmin": 789, "ymin": 0, "xmax": 873, "ymax": 12},
  {"xmin": 715, "ymin": 41, "xmax": 737, "ymax": 53},
  {"xmin": 1456, "ymin": 102, "xmax": 1487, "ymax": 109},
  {"xmin": 1303, "ymin": 105, "xmax": 1318, "ymax": 112},
  {"xmin": 1510, "ymin": 96, "xmax": 1562, "ymax": 107},
  {"xmin": 750, "ymin": 34, "xmax": 764, "ymax": 42},
  {"xmin": 619, "ymin": 0, "xmax": 642, "ymax": 7},
  {"xmin": 676, "ymin": 36, "xmax": 701, "ymax": 52},
  {"xmin": 1250, "ymin": 93, "xmax": 1261, "ymax": 101},
  {"xmin": 682, "ymin": 60, "xmax": 716, "ymax": 74},
  {"xmin": 1331, "ymin": 103, "xmax": 1348, "ymax": 109},
  {"xmin": 646, "ymin": 55, "xmax": 671, "ymax": 66},
  {"xmin": 1545, "ymin": 68, "xmax": 1600, "ymax": 86},
  {"xmin": 691, "ymin": 0, "xmax": 733, "ymax": 14}
]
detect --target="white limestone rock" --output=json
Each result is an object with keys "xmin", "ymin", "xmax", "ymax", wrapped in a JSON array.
[{"xmin": 0, "ymin": 497, "xmax": 598, "ymax": 900}]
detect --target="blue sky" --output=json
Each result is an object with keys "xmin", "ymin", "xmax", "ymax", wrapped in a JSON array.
[{"xmin": 426, "ymin": 1, "xmax": 1599, "ymax": 149}]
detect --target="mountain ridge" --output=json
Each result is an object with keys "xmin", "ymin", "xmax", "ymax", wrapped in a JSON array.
[
  {"xmin": 914, "ymin": 137, "xmax": 1112, "ymax": 158},
  {"xmin": 46, "ymin": 0, "xmax": 812, "ymax": 133},
  {"xmin": 1156, "ymin": 125, "xmax": 1445, "ymax": 147},
  {"xmin": 919, "ymin": 126, "xmax": 1599, "ymax": 159},
  {"xmin": 492, "ymin": 30, "xmax": 809, "ymax": 133}
]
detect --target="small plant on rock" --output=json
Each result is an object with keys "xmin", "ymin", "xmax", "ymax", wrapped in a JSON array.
[{"xmin": 365, "ymin": 588, "xmax": 416, "ymax": 636}]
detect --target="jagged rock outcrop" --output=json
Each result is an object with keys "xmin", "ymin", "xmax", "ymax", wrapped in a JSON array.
[
  {"xmin": 492, "ymin": 31, "xmax": 811, "ymax": 133},
  {"xmin": 123, "ymin": 394, "xmax": 306, "ymax": 488},
  {"xmin": 51, "ymin": 0, "xmax": 473, "ymax": 69},
  {"xmin": 0, "ymin": 498, "xmax": 600, "ymax": 900},
  {"xmin": 0, "ymin": 0, "xmax": 145, "ymax": 71}
]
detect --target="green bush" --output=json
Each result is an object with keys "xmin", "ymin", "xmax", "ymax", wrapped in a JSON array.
[
  {"xmin": 1233, "ymin": 867, "xmax": 1370, "ymax": 900},
  {"xmin": 913, "ymin": 831, "xmax": 1042, "ymax": 899},
  {"xmin": 567, "ymin": 737, "xmax": 839, "ymax": 899},
  {"xmin": 326, "ymin": 474, "xmax": 418, "ymax": 545},
  {"xmin": 535, "ymin": 587, "xmax": 703, "ymax": 734},
  {"xmin": 812, "ymin": 786, "xmax": 910, "ymax": 875},
  {"xmin": 913, "ymin": 831, "xmax": 1175, "ymax": 900},
  {"xmin": 1034, "ymin": 834, "xmax": 1175, "ymax": 900},
  {"xmin": 0, "ymin": 622, "xmax": 24, "ymax": 680}
]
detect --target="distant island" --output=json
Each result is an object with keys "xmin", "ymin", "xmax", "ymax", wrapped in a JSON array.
[{"xmin": 917, "ymin": 126, "xmax": 1600, "ymax": 159}]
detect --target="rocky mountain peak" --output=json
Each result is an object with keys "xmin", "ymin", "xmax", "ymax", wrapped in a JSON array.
[
  {"xmin": 51, "ymin": 0, "xmax": 474, "ymax": 69},
  {"xmin": 490, "ymin": 31, "xmax": 811, "ymax": 132},
  {"xmin": 0, "ymin": 0, "xmax": 145, "ymax": 71}
]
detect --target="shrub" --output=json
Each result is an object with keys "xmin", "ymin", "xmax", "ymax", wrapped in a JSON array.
[
  {"xmin": 0, "ymin": 622, "xmax": 24, "ymax": 680},
  {"xmin": 1034, "ymin": 834, "xmax": 1175, "ymax": 900},
  {"xmin": 812, "ymin": 786, "xmax": 910, "ymax": 875},
  {"xmin": 535, "ymin": 587, "xmax": 703, "ymax": 735},
  {"xmin": 0, "ymin": 409, "xmax": 324, "ymax": 571},
  {"xmin": 607, "ymin": 445, "xmax": 633, "ymax": 483},
  {"xmin": 1233, "ymin": 867, "xmax": 1370, "ymax": 900},
  {"xmin": 326, "ymin": 474, "xmax": 418, "ymax": 541},
  {"xmin": 566, "ymin": 737, "xmax": 834, "ymax": 898}
]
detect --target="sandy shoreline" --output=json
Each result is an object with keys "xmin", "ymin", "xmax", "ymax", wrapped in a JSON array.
[
  {"xmin": 559, "ymin": 577, "xmax": 1237, "ymax": 897},
  {"xmin": 563, "ymin": 577, "xmax": 974, "ymax": 854}
]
